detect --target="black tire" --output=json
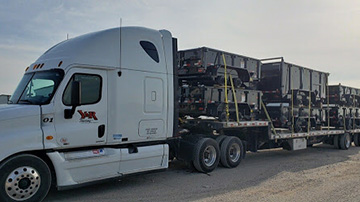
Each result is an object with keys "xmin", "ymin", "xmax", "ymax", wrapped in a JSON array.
[
  {"xmin": 193, "ymin": 138, "xmax": 220, "ymax": 173},
  {"xmin": 334, "ymin": 135, "xmax": 340, "ymax": 149},
  {"xmin": 220, "ymin": 136, "xmax": 243, "ymax": 168},
  {"xmin": 354, "ymin": 134, "xmax": 360, "ymax": 147},
  {"xmin": 216, "ymin": 135, "xmax": 226, "ymax": 147},
  {"xmin": 0, "ymin": 154, "xmax": 51, "ymax": 202},
  {"xmin": 241, "ymin": 140, "xmax": 247, "ymax": 159},
  {"xmin": 215, "ymin": 76, "xmax": 226, "ymax": 86},
  {"xmin": 217, "ymin": 135, "xmax": 227, "ymax": 167},
  {"xmin": 232, "ymin": 78, "xmax": 242, "ymax": 88},
  {"xmin": 339, "ymin": 133, "xmax": 351, "ymax": 150}
]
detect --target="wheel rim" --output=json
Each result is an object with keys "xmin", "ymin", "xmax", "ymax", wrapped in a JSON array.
[
  {"xmin": 345, "ymin": 135, "xmax": 351, "ymax": 148},
  {"xmin": 228, "ymin": 143, "xmax": 241, "ymax": 163},
  {"xmin": 203, "ymin": 145, "xmax": 217, "ymax": 167},
  {"xmin": 5, "ymin": 166, "xmax": 41, "ymax": 201}
]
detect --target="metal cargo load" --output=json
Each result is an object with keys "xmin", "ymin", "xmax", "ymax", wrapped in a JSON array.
[
  {"xmin": 326, "ymin": 84, "xmax": 360, "ymax": 129},
  {"xmin": 259, "ymin": 57, "xmax": 329, "ymax": 132},
  {"xmin": 178, "ymin": 47, "xmax": 261, "ymax": 89},
  {"xmin": 177, "ymin": 47, "xmax": 262, "ymax": 122}
]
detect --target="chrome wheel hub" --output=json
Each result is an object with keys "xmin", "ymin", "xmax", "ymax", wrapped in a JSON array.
[
  {"xmin": 345, "ymin": 135, "xmax": 351, "ymax": 148},
  {"xmin": 229, "ymin": 143, "xmax": 241, "ymax": 163},
  {"xmin": 5, "ymin": 166, "xmax": 41, "ymax": 201},
  {"xmin": 203, "ymin": 145, "xmax": 217, "ymax": 167}
]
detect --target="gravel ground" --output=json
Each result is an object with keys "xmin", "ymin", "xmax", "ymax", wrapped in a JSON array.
[{"xmin": 45, "ymin": 144, "xmax": 360, "ymax": 202}]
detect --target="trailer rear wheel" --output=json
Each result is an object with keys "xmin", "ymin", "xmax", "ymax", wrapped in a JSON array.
[
  {"xmin": 241, "ymin": 140, "xmax": 247, "ymax": 159},
  {"xmin": 0, "ymin": 154, "xmax": 51, "ymax": 202},
  {"xmin": 354, "ymin": 134, "xmax": 360, "ymax": 147},
  {"xmin": 220, "ymin": 136, "xmax": 243, "ymax": 168},
  {"xmin": 193, "ymin": 138, "xmax": 220, "ymax": 173},
  {"xmin": 339, "ymin": 133, "xmax": 351, "ymax": 150}
]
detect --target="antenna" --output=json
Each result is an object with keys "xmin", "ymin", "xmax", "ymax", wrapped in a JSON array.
[
  {"xmin": 119, "ymin": 18, "xmax": 122, "ymax": 70},
  {"xmin": 67, "ymin": 33, "xmax": 69, "ymax": 40}
]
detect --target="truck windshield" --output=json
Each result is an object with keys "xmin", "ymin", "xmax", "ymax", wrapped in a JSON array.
[{"xmin": 9, "ymin": 69, "xmax": 64, "ymax": 105}]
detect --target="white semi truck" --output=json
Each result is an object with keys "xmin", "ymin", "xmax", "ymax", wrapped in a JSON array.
[{"xmin": 1, "ymin": 27, "xmax": 359, "ymax": 202}]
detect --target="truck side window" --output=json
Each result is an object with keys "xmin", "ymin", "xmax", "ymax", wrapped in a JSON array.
[
  {"xmin": 63, "ymin": 74, "xmax": 102, "ymax": 106},
  {"xmin": 140, "ymin": 41, "xmax": 159, "ymax": 63}
]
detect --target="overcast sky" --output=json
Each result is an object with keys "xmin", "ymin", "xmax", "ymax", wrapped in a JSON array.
[{"xmin": 0, "ymin": 0, "xmax": 359, "ymax": 94}]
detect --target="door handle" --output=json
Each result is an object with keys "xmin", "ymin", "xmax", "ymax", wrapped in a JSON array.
[{"xmin": 98, "ymin": 124, "xmax": 105, "ymax": 138}]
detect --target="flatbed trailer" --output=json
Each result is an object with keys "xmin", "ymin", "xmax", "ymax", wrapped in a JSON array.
[
  {"xmin": 273, "ymin": 128, "xmax": 360, "ymax": 139},
  {"xmin": 201, "ymin": 119, "xmax": 360, "ymax": 141}
]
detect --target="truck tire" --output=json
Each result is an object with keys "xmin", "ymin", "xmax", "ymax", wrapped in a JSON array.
[
  {"xmin": 215, "ymin": 76, "xmax": 226, "ymax": 86},
  {"xmin": 216, "ymin": 135, "xmax": 226, "ymax": 147},
  {"xmin": 354, "ymin": 134, "xmax": 360, "ymax": 147},
  {"xmin": 339, "ymin": 133, "xmax": 351, "ymax": 150},
  {"xmin": 333, "ymin": 135, "xmax": 340, "ymax": 149},
  {"xmin": 193, "ymin": 138, "xmax": 220, "ymax": 173},
  {"xmin": 0, "ymin": 154, "xmax": 51, "ymax": 202},
  {"xmin": 220, "ymin": 136, "xmax": 243, "ymax": 168},
  {"xmin": 241, "ymin": 140, "xmax": 247, "ymax": 159}
]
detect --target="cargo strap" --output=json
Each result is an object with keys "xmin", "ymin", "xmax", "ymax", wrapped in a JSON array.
[
  {"xmin": 291, "ymin": 89, "xmax": 294, "ymax": 135},
  {"xmin": 308, "ymin": 88, "xmax": 311, "ymax": 136},
  {"xmin": 353, "ymin": 95, "xmax": 356, "ymax": 131},
  {"xmin": 222, "ymin": 54, "xmax": 230, "ymax": 122},
  {"xmin": 343, "ymin": 108, "xmax": 346, "ymax": 130},
  {"xmin": 260, "ymin": 99, "xmax": 279, "ymax": 140},
  {"xmin": 327, "ymin": 82, "xmax": 330, "ymax": 133},
  {"xmin": 229, "ymin": 74, "xmax": 240, "ymax": 123}
]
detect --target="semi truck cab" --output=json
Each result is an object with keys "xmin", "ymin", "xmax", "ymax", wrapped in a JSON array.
[{"xmin": 0, "ymin": 27, "xmax": 175, "ymax": 202}]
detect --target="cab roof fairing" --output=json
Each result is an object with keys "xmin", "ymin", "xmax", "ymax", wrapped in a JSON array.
[{"xmin": 27, "ymin": 27, "xmax": 172, "ymax": 73}]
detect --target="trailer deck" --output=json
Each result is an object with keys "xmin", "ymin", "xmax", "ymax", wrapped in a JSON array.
[{"xmin": 211, "ymin": 120, "xmax": 360, "ymax": 141}]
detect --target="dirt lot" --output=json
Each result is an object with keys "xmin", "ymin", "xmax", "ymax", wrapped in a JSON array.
[{"xmin": 45, "ymin": 144, "xmax": 360, "ymax": 202}]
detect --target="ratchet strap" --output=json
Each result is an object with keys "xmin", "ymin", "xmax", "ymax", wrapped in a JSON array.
[
  {"xmin": 222, "ymin": 54, "xmax": 230, "ymax": 122},
  {"xmin": 260, "ymin": 99, "xmax": 279, "ymax": 140}
]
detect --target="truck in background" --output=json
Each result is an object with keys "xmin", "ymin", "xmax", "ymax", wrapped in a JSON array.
[
  {"xmin": 0, "ymin": 94, "xmax": 10, "ymax": 104},
  {"xmin": 0, "ymin": 27, "xmax": 359, "ymax": 202}
]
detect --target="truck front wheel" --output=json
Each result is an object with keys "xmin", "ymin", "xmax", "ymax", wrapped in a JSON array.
[
  {"xmin": 193, "ymin": 138, "xmax": 220, "ymax": 173},
  {"xmin": 0, "ymin": 154, "xmax": 51, "ymax": 202}
]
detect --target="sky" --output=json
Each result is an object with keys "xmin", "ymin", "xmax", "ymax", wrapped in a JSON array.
[{"xmin": 0, "ymin": 0, "xmax": 359, "ymax": 94}]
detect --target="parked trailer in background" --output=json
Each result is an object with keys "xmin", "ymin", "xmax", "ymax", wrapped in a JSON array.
[{"xmin": 0, "ymin": 27, "xmax": 360, "ymax": 202}]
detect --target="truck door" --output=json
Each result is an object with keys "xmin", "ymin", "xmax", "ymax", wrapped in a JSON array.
[{"xmin": 54, "ymin": 68, "xmax": 107, "ymax": 148}]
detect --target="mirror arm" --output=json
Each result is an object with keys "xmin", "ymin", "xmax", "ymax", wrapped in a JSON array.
[
  {"xmin": 64, "ymin": 80, "xmax": 81, "ymax": 119},
  {"xmin": 64, "ymin": 105, "xmax": 77, "ymax": 119}
]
